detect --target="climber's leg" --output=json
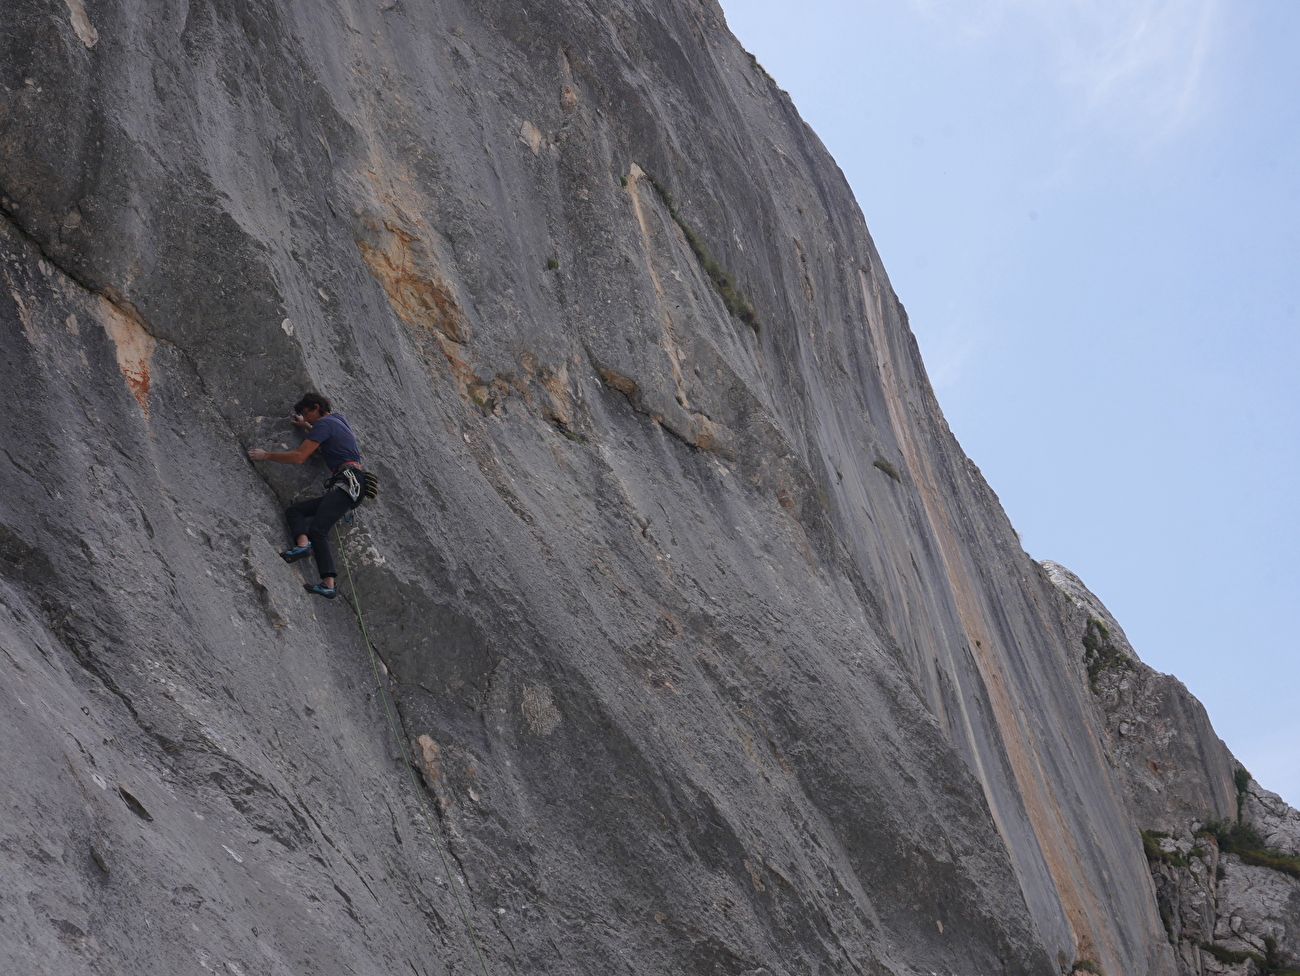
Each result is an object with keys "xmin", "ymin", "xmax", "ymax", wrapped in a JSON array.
[
  {"xmin": 282, "ymin": 496, "xmax": 322, "ymax": 561},
  {"xmin": 304, "ymin": 488, "xmax": 351, "ymax": 584}
]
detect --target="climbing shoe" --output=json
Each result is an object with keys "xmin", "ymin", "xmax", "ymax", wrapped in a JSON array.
[
  {"xmin": 280, "ymin": 544, "xmax": 312, "ymax": 563},
  {"xmin": 304, "ymin": 583, "xmax": 337, "ymax": 600}
]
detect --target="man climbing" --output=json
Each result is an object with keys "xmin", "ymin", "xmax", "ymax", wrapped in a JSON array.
[{"xmin": 247, "ymin": 392, "xmax": 365, "ymax": 600}]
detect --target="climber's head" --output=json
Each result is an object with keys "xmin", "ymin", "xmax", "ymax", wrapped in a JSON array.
[{"xmin": 293, "ymin": 391, "xmax": 331, "ymax": 423}]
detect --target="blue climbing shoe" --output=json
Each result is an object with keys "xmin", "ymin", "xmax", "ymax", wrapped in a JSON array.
[
  {"xmin": 304, "ymin": 583, "xmax": 337, "ymax": 600},
  {"xmin": 280, "ymin": 544, "xmax": 312, "ymax": 563}
]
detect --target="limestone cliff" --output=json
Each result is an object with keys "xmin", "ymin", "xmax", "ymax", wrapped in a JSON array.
[
  {"xmin": 0, "ymin": 2, "xmax": 1288, "ymax": 975},
  {"xmin": 1046, "ymin": 564, "xmax": 1300, "ymax": 976}
]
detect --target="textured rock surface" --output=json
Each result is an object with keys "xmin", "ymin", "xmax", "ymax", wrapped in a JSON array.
[
  {"xmin": 1043, "ymin": 562, "xmax": 1238, "ymax": 833},
  {"xmin": 1045, "ymin": 565, "xmax": 1300, "ymax": 976},
  {"xmin": 1243, "ymin": 786, "xmax": 1300, "ymax": 858},
  {"xmin": 0, "ymin": 2, "xmax": 1282, "ymax": 975},
  {"xmin": 1140, "ymin": 825, "xmax": 1300, "ymax": 976}
]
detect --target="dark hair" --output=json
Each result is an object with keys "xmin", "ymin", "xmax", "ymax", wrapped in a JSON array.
[{"xmin": 294, "ymin": 392, "xmax": 331, "ymax": 415}]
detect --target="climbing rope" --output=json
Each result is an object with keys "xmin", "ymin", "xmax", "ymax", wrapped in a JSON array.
[{"xmin": 335, "ymin": 527, "xmax": 493, "ymax": 976}]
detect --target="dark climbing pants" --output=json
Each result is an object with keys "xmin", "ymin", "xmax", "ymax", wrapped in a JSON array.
[{"xmin": 286, "ymin": 489, "xmax": 351, "ymax": 580}]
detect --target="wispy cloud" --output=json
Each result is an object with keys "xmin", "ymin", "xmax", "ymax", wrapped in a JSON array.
[{"xmin": 908, "ymin": 0, "xmax": 1222, "ymax": 141}]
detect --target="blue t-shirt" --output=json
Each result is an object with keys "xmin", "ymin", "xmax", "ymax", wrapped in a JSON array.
[{"xmin": 306, "ymin": 413, "xmax": 362, "ymax": 471}]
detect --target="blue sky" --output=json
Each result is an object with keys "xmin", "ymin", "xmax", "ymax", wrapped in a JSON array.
[{"xmin": 719, "ymin": 0, "xmax": 1300, "ymax": 803}]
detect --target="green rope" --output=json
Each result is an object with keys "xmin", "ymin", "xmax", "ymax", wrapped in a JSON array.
[{"xmin": 335, "ymin": 527, "xmax": 492, "ymax": 976}]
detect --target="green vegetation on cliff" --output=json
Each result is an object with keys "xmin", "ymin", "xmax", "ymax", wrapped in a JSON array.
[
  {"xmin": 1203, "ymin": 819, "xmax": 1300, "ymax": 880},
  {"xmin": 645, "ymin": 174, "xmax": 760, "ymax": 333},
  {"xmin": 1082, "ymin": 618, "xmax": 1134, "ymax": 692}
]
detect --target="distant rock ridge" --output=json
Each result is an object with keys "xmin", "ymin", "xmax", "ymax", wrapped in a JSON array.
[
  {"xmin": 1044, "ymin": 561, "xmax": 1300, "ymax": 976},
  {"xmin": 0, "ymin": 2, "xmax": 1290, "ymax": 975}
]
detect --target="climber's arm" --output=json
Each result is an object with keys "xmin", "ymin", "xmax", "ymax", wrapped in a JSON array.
[{"xmin": 248, "ymin": 440, "xmax": 320, "ymax": 464}]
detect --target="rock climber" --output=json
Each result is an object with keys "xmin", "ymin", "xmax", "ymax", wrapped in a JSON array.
[{"xmin": 247, "ymin": 392, "xmax": 365, "ymax": 600}]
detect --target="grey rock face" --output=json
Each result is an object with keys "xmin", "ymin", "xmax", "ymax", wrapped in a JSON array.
[
  {"xmin": 1216, "ymin": 855, "xmax": 1300, "ymax": 960},
  {"xmin": 1045, "ymin": 564, "xmax": 1300, "ymax": 976},
  {"xmin": 1042, "ymin": 562, "xmax": 1238, "ymax": 833},
  {"xmin": 0, "ymin": 2, "xmax": 1271, "ymax": 975},
  {"xmin": 1243, "ymin": 785, "xmax": 1300, "ymax": 858},
  {"xmin": 1145, "ymin": 836, "xmax": 1300, "ymax": 976}
]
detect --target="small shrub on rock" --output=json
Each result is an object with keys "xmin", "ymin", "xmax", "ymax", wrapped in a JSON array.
[{"xmin": 1083, "ymin": 618, "xmax": 1134, "ymax": 692}]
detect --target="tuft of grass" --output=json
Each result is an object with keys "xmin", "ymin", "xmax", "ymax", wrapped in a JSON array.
[
  {"xmin": 1203, "ymin": 818, "xmax": 1300, "ymax": 881},
  {"xmin": 1200, "ymin": 936, "xmax": 1300, "ymax": 976},
  {"xmin": 1201, "ymin": 943, "xmax": 1266, "ymax": 968},
  {"xmin": 1159, "ymin": 903, "xmax": 1176, "ymax": 944},
  {"xmin": 1235, "ymin": 848, "xmax": 1300, "ymax": 879},
  {"xmin": 1235, "ymin": 766, "xmax": 1253, "ymax": 820},
  {"xmin": 1236, "ymin": 767, "xmax": 1254, "ymax": 820},
  {"xmin": 620, "ymin": 175, "xmax": 628, "ymax": 187},
  {"xmin": 1142, "ymin": 830, "xmax": 1190, "ymax": 868},
  {"xmin": 644, "ymin": 174, "xmax": 760, "ymax": 333},
  {"xmin": 1073, "ymin": 960, "xmax": 1101, "ymax": 975},
  {"xmin": 745, "ymin": 50, "xmax": 775, "ymax": 83},
  {"xmin": 546, "ymin": 257, "xmax": 559, "ymax": 271},
  {"xmin": 1083, "ymin": 617, "xmax": 1134, "ymax": 692},
  {"xmin": 873, "ymin": 458, "xmax": 901, "ymax": 482},
  {"xmin": 549, "ymin": 418, "xmax": 586, "ymax": 444},
  {"xmin": 1262, "ymin": 937, "xmax": 1300, "ymax": 976}
]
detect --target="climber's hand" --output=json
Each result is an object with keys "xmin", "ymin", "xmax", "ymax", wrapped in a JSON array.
[{"xmin": 248, "ymin": 447, "xmax": 269, "ymax": 461}]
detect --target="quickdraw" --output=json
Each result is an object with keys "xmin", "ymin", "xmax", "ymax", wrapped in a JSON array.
[{"xmin": 326, "ymin": 466, "xmax": 378, "ymax": 507}]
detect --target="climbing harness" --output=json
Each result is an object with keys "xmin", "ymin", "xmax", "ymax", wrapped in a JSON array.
[
  {"xmin": 335, "ymin": 526, "xmax": 491, "ymax": 976},
  {"xmin": 327, "ymin": 467, "xmax": 363, "ymax": 505},
  {"xmin": 326, "ymin": 465, "xmax": 380, "ymax": 508}
]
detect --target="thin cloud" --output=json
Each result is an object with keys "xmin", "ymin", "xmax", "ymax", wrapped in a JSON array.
[{"xmin": 908, "ymin": 0, "xmax": 1222, "ymax": 141}]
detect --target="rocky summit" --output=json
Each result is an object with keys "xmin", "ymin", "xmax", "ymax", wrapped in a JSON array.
[{"xmin": 1, "ymin": 3, "xmax": 1293, "ymax": 976}]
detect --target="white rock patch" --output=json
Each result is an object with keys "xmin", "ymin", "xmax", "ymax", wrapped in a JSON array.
[{"xmin": 63, "ymin": 0, "xmax": 98, "ymax": 49}]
